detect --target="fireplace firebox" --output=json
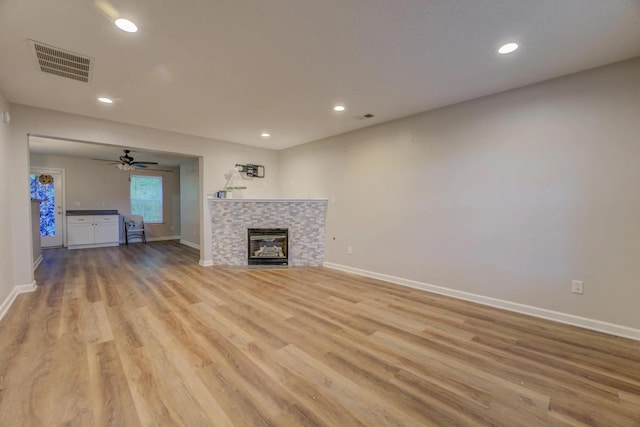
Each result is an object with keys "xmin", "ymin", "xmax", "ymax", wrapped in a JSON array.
[{"xmin": 247, "ymin": 228, "xmax": 288, "ymax": 266}]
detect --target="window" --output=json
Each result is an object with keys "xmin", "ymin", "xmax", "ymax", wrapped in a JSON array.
[{"xmin": 130, "ymin": 175, "xmax": 163, "ymax": 223}]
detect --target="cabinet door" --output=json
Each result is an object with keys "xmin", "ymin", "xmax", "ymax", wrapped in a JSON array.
[
  {"xmin": 94, "ymin": 222, "xmax": 119, "ymax": 244},
  {"xmin": 68, "ymin": 223, "xmax": 95, "ymax": 245}
]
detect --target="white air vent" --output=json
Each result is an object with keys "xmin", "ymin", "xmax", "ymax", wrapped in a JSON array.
[{"xmin": 29, "ymin": 40, "xmax": 93, "ymax": 83}]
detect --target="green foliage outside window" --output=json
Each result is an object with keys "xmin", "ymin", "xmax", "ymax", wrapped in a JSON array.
[{"xmin": 130, "ymin": 175, "xmax": 163, "ymax": 223}]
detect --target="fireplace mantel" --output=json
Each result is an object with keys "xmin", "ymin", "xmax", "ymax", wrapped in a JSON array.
[
  {"xmin": 208, "ymin": 198, "xmax": 328, "ymax": 266},
  {"xmin": 207, "ymin": 197, "xmax": 327, "ymax": 203}
]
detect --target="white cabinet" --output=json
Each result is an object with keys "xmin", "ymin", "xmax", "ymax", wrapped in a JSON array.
[
  {"xmin": 67, "ymin": 222, "xmax": 94, "ymax": 246},
  {"xmin": 95, "ymin": 221, "xmax": 119, "ymax": 244},
  {"xmin": 67, "ymin": 215, "xmax": 119, "ymax": 249}
]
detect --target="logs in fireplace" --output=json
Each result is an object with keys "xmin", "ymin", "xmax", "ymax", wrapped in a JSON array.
[{"xmin": 247, "ymin": 228, "xmax": 289, "ymax": 266}]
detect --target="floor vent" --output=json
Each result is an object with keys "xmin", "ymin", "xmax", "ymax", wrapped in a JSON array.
[{"xmin": 29, "ymin": 40, "xmax": 93, "ymax": 83}]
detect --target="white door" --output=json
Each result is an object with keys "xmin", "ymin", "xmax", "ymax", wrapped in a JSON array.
[{"xmin": 30, "ymin": 169, "xmax": 64, "ymax": 248}]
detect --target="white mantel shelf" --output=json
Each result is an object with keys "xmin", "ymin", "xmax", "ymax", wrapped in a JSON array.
[{"xmin": 207, "ymin": 197, "xmax": 327, "ymax": 202}]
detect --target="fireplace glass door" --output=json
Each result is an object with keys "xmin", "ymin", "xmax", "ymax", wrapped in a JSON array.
[{"xmin": 248, "ymin": 228, "xmax": 288, "ymax": 266}]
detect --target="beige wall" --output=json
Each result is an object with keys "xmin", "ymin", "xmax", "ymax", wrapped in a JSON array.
[
  {"xmin": 0, "ymin": 92, "xmax": 14, "ymax": 302},
  {"xmin": 30, "ymin": 153, "xmax": 181, "ymax": 241},
  {"xmin": 279, "ymin": 57, "xmax": 640, "ymax": 330},
  {"xmin": 9, "ymin": 106, "xmax": 280, "ymax": 287},
  {"xmin": 180, "ymin": 159, "xmax": 200, "ymax": 247}
]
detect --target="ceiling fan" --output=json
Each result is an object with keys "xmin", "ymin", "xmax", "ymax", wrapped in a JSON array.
[
  {"xmin": 116, "ymin": 149, "xmax": 158, "ymax": 169},
  {"xmin": 93, "ymin": 149, "xmax": 163, "ymax": 171}
]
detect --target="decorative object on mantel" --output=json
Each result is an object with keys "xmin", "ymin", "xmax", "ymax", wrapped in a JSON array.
[
  {"xmin": 235, "ymin": 163, "xmax": 265, "ymax": 178},
  {"xmin": 220, "ymin": 165, "xmax": 250, "ymax": 198}
]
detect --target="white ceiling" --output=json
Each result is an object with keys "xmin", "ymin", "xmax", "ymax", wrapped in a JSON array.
[{"xmin": 1, "ymin": 0, "xmax": 640, "ymax": 150}]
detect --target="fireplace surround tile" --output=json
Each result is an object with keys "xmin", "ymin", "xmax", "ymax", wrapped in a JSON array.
[{"xmin": 208, "ymin": 198, "xmax": 327, "ymax": 266}]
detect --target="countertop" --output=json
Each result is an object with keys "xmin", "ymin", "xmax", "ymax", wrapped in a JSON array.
[{"xmin": 66, "ymin": 210, "xmax": 119, "ymax": 216}]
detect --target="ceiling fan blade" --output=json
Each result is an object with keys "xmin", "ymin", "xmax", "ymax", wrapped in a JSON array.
[
  {"xmin": 93, "ymin": 153, "xmax": 168, "ymax": 170},
  {"xmin": 91, "ymin": 159, "xmax": 122, "ymax": 165}
]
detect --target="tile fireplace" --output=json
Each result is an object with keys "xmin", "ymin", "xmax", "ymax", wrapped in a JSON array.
[{"xmin": 208, "ymin": 198, "xmax": 327, "ymax": 266}]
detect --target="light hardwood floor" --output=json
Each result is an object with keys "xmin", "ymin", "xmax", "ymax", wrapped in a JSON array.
[{"xmin": 0, "ymin": 241, "xmax": 639, "ymax": 426}]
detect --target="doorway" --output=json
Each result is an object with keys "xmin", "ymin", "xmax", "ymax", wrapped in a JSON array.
[{"xmin": 29, "ymin": 168, "xmax": 65, "ymax": 248}]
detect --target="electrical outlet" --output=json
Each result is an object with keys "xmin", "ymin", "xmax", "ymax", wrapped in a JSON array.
[
  {"xmin": 347, "ymin": 246, "xmax": 353, "ymax": 254},
  {"xmin": 571, "ymin": 280, "xmax": 584, "ymax": 294}
]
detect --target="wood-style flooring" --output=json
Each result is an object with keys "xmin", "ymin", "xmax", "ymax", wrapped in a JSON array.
[{"xmin": 0, "ymin": 241, "xmax": 639, "ymax": 426}]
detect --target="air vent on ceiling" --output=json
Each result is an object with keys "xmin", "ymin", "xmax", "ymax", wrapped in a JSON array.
[
  {"xmin": 352, "ymin": 113, "xmax": 375, "ymax": 120},
  {"xmin": 29, "ymin": 40, "xmax": 93, "ymax": 83}
]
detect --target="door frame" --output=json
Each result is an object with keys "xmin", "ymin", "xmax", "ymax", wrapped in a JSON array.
[{"xmin": 30, "ymin": 167, "xmax": 67, "ymax": 247}]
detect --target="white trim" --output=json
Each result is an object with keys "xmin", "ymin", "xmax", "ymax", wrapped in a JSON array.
[
  {"xmin": 33, "ymin": 254, "xmax": 43, "ymax": 270},
  {"xmin": 207, "ymin": 196, "xmax": 328, "ymax": 203},
  {"xmin": 199, "ymin": 259, "xmax": 214, "ymax": 267},
  {"xmin": 146, "ymin": 235, "xmax": 181, "ymax": 242},
  {"xmin": 180, "ymin": 239, "xmax": 200, "ymax": 250},
  {"xmin": 0, "ymin": 281, "xmax": 38, "ymax": 322},
  {"xmin": 323, "ymin": 262, "xmax": 640, "ymax": 342},
  {"xmin": 68, "ymin": 242, "xmax": 119, "ymax": 250}
]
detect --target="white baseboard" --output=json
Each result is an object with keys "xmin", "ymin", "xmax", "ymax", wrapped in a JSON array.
[
  {"xmin": 0, "ymin": 281, "xmax": 38, "ymax": 322},
  {"xmin": 146, "ymin": 235, "xmax": 181, "ymax": 242},
  {"xmin": 69, "ymin": 242, "xmax": 119, "ymax": 250},
  {"xmin": 120, "ymin": 235, "xmax": 181, "ymax": 244},
  {"xmin": 199, "ymin": 259, "xmax": 214, "ymax": 267},
  {"xmin": 180, "ymin": 239, "xmax": 200, "ymax": 250},
  {"xmin": 323, "ymin": 262, "xmax": 640, "ymax": 342},
  {"xmin": 33, "ymin": 255, "xmax": 43, "ymax": 271}
]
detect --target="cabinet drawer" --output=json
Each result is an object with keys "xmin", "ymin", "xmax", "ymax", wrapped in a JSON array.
[
  {"xmin": 67, "ymin": 215, "xmax": 93, "ymax": 224},
  {"xmin": 94, "ymin": 215, "xmax": 119, "ymax": 224}
]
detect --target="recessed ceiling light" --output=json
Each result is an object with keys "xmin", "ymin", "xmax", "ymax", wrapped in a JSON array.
[
  {"xmin": 333, "ymin": 105, "xmax": 346, "ymax": 112},
  {"xmin": 261, "ymin": 132, "xmax": 270, "ymax": 138},
  {"xmin": 97, "ymin": 97, "xmax": 113, "ymax": 104},
  {"xmin": 498, "ymin": 42, "xmax": 519, "ymax": 54},
  {"xmin": 115, "ymin": 18, "xmax": 138, "ymax": 33}
]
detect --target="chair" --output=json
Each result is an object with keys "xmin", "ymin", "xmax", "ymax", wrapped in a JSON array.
[{"xmin": 123, "ymin": 215, "xmax": 146, "ymax": 245}]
